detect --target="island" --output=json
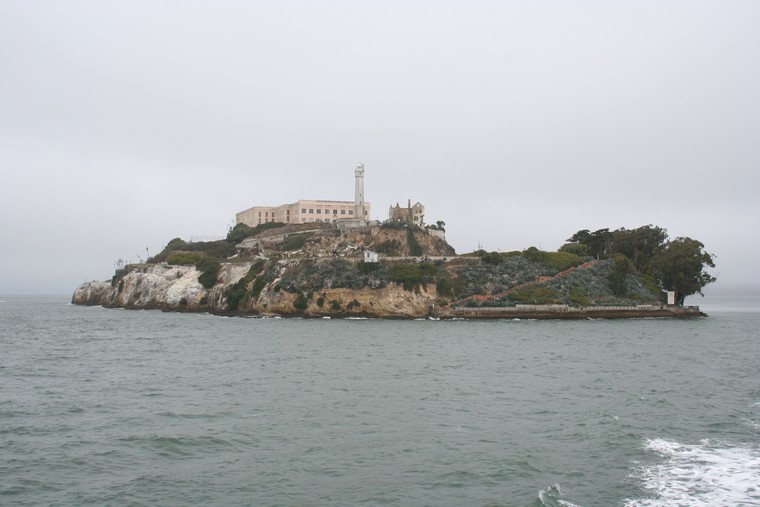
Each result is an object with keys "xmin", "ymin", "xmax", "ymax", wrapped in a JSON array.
[{"xmin": 72, "ymin": 221, "xmax": 714, "ymax": 320}]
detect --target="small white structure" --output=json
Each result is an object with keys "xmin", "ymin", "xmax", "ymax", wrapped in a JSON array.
[
  {"xmin": 667, "ymin": 291, "xmax": 676, "ymax": 305},
  {"xmin": 363, "ymin": 250, "xmax": 379, "ymax": 263}
]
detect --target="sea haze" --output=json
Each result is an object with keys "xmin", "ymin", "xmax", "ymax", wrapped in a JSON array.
[{"xmin": 1, "ymin": 296, "xmax": 759, "ymax": 506}]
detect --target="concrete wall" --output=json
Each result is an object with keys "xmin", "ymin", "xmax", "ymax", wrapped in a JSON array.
[{"xmin": 237, "ymin": 199, "xmax": 371, "ymax": 226}]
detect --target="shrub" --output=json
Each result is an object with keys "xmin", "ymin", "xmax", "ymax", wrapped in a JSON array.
[
  {"xmin": 508, "ymin": 286, "xmax": 560, "ymax": 304},
  {"xmin": 316, "ymin": 297, "xmax": 325, "ymax": 307},
  {"xmin": 568, "ymin": 287, "xmax": 590, "ymax": 307},
  {"xmin": 358, "ymin": 261, "xmax": 380, "ymax": 274},
  {"xmin": 388, "ymin": 263, "xmax": 423, "ymax": 291},
  {"xmin": 559, "ymin": 243, "xmax": 589, "ymax": 256},
  {"xmin": 227, "ymin": 222, "xmax": 287, "ymax": 243},
  {"xmin": 330, "ymin": 299, "xmax": 341, "ymax": 310},
  {"xmin": 407, "ymin": 229, "xmax": 423, "ymax": 256},
  {"xmin": 195, "ymin": 257, "xmax": 221, "ymax": 289},
  {"xmin": 293, "ymin": 293, "xmax": 308, "ymax": 311},
  {"xmin": 387, "ymin": 261, "xmax": 439, "ymax": 292},
  {"xmin": 543, "ymin": 251, "xmax": 583, "ymax": 271},
  {"xmin": 380, "ymin": 220, "xmax": 406, "ymax": 230},
  {"xmin": 167, "ymin": 252, "xmax": 202, "ymax": 266},
  {"xmin": 523, "ymin": 246, "xmax": 543, "ymax": 263},
  {"xmin": 480, "ymin": 251, "xmax": 503, "ymax": 265},
  {"xmin": 281, "ymin": 232, "xmax": 313, "ymax": 251},
  {"xmin": 226, "ymin": 223, "xmax": 254, "ymax": 243},
  {"xmin": 607, "ymin": 253, "xmax": 632, "ymax": 296},
  {"xmin": 226, "ymin": 285, "xmax": 247, "ymax": 311},
  {"xmin": 166, "ymin": 238, "xmax": 187, "ymax": 250},
  {"xmin": 436, "ymin": 272, "xmax": 453, "ymax": 296},
  {"xmin": 250, "ymin": 276, "xmax": 267, "ymax": 299}
]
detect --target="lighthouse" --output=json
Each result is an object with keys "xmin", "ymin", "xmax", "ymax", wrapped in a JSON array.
[{"xmin": 354, "ymin": 163, "xmax": 365, "ymax": 221}]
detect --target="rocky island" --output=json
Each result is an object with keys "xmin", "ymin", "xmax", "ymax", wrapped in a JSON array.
[{"xmin": 72, "ymin": 221, "xmax": 712, "ymax": 319}]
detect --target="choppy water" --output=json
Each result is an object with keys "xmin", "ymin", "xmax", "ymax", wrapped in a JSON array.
[{"xmin": 1, "ymin": 296, "xmax": 759, "ymax": 506}]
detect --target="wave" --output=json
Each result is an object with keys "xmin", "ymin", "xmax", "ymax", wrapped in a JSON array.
[
  {"xmin": 533, "ymin": 483, "xmax": 583, "ymax": 507},
  {"xmin": 625, "ymin": 438, "xmax": 760, "ymax": 506}
]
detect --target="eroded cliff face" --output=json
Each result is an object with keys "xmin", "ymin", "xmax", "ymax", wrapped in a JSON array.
[
  {"xmin": 73, "ymin": 264, "xmax": 209, "ymax": 310},
  {"xmin": 72, "ymin": 261, "xmax": 437, "ymax": 318}
]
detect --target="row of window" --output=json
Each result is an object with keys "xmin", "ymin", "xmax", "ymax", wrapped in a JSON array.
[
  {"xmin": 254, "ymin": 207, "xmax": 367, "ymax": 223},
  {"xmin": 300, "ymin": 218, "xmax": 343, "ymax": 223},
  {"xmin": 300, "ymin": 208, "xmax": 353, "ymax": 216}
]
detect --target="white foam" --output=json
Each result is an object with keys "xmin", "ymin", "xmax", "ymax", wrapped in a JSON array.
[
  {"xmin": 537, "ymin": 483, "xmax": 583, "ymax": 507},
  {"xmin": 625, "ymin": 438, "xmax": 760, "ymax": 506}
]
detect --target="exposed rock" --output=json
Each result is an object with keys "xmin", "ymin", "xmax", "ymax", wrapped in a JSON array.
[{"xmin": 71, "ymin": 223, "xmax": 702, "ymax": 319}]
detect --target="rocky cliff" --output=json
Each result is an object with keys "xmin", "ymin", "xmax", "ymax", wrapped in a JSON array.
[
  {"xmin": 72, "ymin": 260, "xmax": 440, "ymax": 317},
  {"xmin": 72, "ymin": 223, "xmax": 451, "ymax": 318},
  {"xmin": 72, "ymin": 222, "xmax": 700, "ymax": 319}
]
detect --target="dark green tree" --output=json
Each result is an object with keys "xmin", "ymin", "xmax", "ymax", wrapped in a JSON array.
[
  {"xmin": 565, "ymin": 228, "xmax": 612, "ymax": 259},
  {"xmin": 611, "ymin": 225, "xmax": 668, "ymax": 272},
  {"xmin": 227, "ymin": 223, "xmax": 254, "ymax": 243},
  {"xmin": 650, "ymin": 237, "xmax": 716, "ymax": 305}
]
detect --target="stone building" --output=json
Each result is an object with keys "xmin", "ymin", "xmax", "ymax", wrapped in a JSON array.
[
  {"xmin": 388, "ymin": 199, "xmax": 425, "ymax": 226},
  {"xmin": 236, "ymin": 200, "xmax": 370, "ymax": 226},
  {"xmin": 236, "ymin": 164, "xmax": 370, "ymax": 227}
]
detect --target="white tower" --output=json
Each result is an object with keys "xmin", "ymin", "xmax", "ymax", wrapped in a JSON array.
[{"xmin": 354, "ymin": 163, "xmax": 365, "ymax": 220}]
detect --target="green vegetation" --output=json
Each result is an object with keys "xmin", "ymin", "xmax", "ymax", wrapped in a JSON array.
[
  {"xmin": 280, "ymin": 259, "xmax": 387, "ymax": 292},
  {"xmin": 507, "ymin": 286, "xmax": 561, "ymax": 305},
  {"xmin": 195, "ymin": 257, "xmax": 221, "ymax": 289},
  {"xmin": 480, "ymin": 251, "xmax": 504, "ymax": 265},
  {"xmin": 387, "ymin": 261, "xmax": 440, "ymax": 292},
  {"xmin": 130, "ymin": 220, "xmax": 712, "ymax": 312},
  {"xmin": 357, "ymin": 261, "xmax": 380, "ymax": 274},
  {"xmin": 426, "ymin": 220, "xmax": 446, "ymax": 232},
  {"xmin": 568, "ymin": 287, "xmax": 590, "ymax": 307},
  {"xmin": 562, "ymin": 225, "xmax": 715, "ymax": 304},
  {"xmin": 543, "ymin": 251, "xmax": 583, "ymax": 271},
  {"xmin": 472, "ymin": 249, "xmax": 581, "ymax": 271},
  {"xmin": 251, "ymin": 276, "xmax": 267, "ymax": 299},
  {"xmin": 281, "ymin": 232, "xmax": 313, "ymax": 251},
  {"xmin": 166, "ymin": 252, "xmax": 201, "ymax": 266},
  {"xmin": 226, "ymin": 222, "xmax": 287, "ymax": 243},
  {"xmin": 607, "ymin": 254, "xmax": 632, "ymax": 297},
  {"xmin": 650, "ymin": 237, "xmax": 716, "ymax": 305},
  {"xmin": 293, "ymin": 293, "xmax": 308, "ymax": 311},
  {"xmin": 224, "ymin": 262, "xmax": 267, "ymax": 311},
  {"xmin": 407, "ymin": 228, "xmax": 423, "ymax": 256},
  {"xmin": 380, "ymin": 220, "xmax": 407, "ymax": 230}
]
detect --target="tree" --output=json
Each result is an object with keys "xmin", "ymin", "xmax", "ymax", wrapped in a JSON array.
[
  {"xmin": 558, "ymin": 242, "xmax": 589, "ymax": 256},
  {"xmin": 565, "ymin": 228, "xmax": 612, "ymax": 259},
  {"xmin": 650, "ymin": 237, "xmax": 716, "ymax": 305},
  {"xmin": 611, "ymin": 225, "xmax": 668, "ymax": 273}
]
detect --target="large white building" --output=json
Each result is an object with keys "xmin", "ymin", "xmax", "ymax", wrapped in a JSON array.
[
  {"xmin": 235, "ymin": 164, "xmax": 370, "ymax": 226},
  {"xmin": 236, "ymin": 199, "xmax": 370, "ymax": 226}
]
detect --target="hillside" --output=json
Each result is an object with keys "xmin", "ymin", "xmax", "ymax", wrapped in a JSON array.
[{"xmin": 71, "ymin": 221, "xmax": 703, "ymax": 319}]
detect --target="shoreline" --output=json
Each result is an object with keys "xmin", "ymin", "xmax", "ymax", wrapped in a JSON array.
[{"xmin": 73, "ymin": 299, "xmax": 705, "ymax": 320}]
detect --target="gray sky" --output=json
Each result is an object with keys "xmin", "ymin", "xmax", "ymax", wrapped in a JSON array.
[{"xmin": 1, "ymin": 0, "xmax": 758, "ymax": 296}]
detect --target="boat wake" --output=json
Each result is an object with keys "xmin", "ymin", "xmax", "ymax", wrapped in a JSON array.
[{"xmin": 625, "ymin": 438, "xmax": 760, "ymax": 506}]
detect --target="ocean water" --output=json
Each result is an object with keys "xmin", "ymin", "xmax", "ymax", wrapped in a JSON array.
[{"xmin": 1, "ymin": 296, "xmax": 758, "ymax": 506}]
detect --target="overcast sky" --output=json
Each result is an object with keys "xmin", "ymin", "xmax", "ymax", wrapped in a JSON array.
[{"xmin": 1, "ymin": 0, "xmax": 758, "ymax": 296}]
